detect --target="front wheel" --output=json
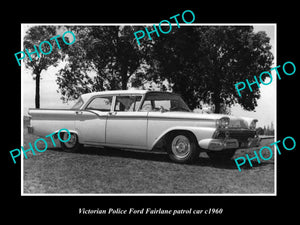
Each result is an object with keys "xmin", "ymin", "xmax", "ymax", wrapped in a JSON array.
[
  {"xmin": 166, "ymin": 132, "xmax": 200, "ymax": 163},
  {"xmin": 60, "ymin": 132, "xmax": 83, "ymax": 152}
]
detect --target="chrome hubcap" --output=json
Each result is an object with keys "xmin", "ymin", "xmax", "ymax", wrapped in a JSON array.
[
  {"xmin": 171, "ymin": 135, "xmax": 191, "ymax": 159},
  {"xmin": 63, "ymin": 133, "xmax": 77, "ymax": 148}
]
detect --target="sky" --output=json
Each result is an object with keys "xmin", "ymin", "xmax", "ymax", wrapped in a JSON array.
[
  {"xmin": 230, "ymin": 25, "xmax": 276, "ymax": 128},
  {"xmin": 21, "ymin": 24, "xmax": 276, "ymax": 128}
]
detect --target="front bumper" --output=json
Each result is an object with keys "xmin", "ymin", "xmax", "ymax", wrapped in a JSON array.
[{"xmin": 198, "ymin": 136, "xmax": 260, "ymax": 151}]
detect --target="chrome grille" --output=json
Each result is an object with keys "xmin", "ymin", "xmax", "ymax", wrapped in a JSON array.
[{"xmin": 215, "ymin": 129, "xmax": 256, "ymax": 142}]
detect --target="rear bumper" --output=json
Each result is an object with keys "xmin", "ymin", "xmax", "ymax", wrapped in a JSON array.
[{"xmin": 198, "ymin": 136, "xmax": 260, "ymax": 151}]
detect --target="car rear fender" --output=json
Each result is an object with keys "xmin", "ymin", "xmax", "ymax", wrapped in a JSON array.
[{"xmin": 52, "ymin": 129, "xmax": 80, "ymax": 141}]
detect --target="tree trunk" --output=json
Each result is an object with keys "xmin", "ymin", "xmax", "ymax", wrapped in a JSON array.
[
  {"xmin": 120, "ymin": 63, "xmax": 128, "ymax": 90},
  {"xmin": 213, "ymin": 89, "xmax": 221, "ymax": 114},
  {"xmin": 35, "ymin": 73, "xmax": 40, "ymax": 109},
  {"xmin": 121, "ymin": 76, "xmax": 127, "ymax": 90},
  {"xmin": 214, "ymin": 101, "xmax": 221, "ymax": 114}
]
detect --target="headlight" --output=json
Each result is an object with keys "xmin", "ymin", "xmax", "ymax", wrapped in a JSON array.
[
  {"xmin": 216, "ymin": 117, "xmax": 230, "ymax": 129},
  {"xmin": 249, "ymin": 119, "xmax": 258, "ymax": 130}
]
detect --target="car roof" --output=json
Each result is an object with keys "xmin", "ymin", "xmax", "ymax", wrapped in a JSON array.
[
  {"xmin": 80, "ymin": 90, "xmax": 175, "ymax": 102},
  {"xmin": 81, "ymin": 89, "xmax": 146, "ymax": 99}
]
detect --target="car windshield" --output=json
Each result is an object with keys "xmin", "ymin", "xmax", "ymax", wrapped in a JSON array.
[{"xmin": 140, "ymin": 92, "xmax": 191, "ymax": 112}]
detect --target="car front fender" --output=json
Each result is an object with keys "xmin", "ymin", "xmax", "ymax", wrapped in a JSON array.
[{"xmin": 149, "ymin": 126, "xmax": 217, "ymax": 150}]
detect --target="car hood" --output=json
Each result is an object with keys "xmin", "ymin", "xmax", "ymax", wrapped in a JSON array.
[{"xmin": 147, "ymin": 111, "xmax": 254, "ymax": 129}]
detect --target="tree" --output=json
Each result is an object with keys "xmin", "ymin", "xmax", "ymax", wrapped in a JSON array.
[
  {"xmin": 56, "ymin": 26, "xmax": 146, "ymax": 102},
  {"xmin": 56, "ymin": 25, "xmax": 273, "ymax": 114},
  {"xmin": 23, "ymin": 26, "xmax": 66, "ymax": 108},
  {"xmin": 147, "ymin": 26, "xmax": 274, "ymax": 113},
  {"xmin": 256, "ymin": 127, "xmax": 264, "ymax": 135},
  {"xmin": 144, "ymin": 26, "xmax": 203, "ymax": 109}
]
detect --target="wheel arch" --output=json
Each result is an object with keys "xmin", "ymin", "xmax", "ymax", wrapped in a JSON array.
[
  {"xmin": 150, "ymin": 126, "xmax": 214, "ymax": 150},
  {"xmin": 53, "ymin": 129, "xmax": 79, "ymax": 134},
  {"xmin": 52, "ymin": 129, "xmax": 80, "ymax": 141}
]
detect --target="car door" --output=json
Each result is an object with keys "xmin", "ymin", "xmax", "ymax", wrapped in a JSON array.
[
  {"xmin": 105, "ymin": 95, "xmax": 148, "ymax": 148},
  {"xmin": 75, "ymin": 95, "xmax": 112, "ymax": 144}
]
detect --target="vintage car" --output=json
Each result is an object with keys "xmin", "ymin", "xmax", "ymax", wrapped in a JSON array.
[{"xmin": 28, "ymin": 90, "xmax": 260, "ymax": 163}]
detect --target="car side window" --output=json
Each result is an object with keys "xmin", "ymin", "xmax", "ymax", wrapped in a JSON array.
[
  {"xmin": 133, "ymin": 96, "xmax": 142, "ymax": 111},
  {"xmin": 141, "ymin": 100, "xmax": 171, "ymax": 111},
  {"xmin": 115, "ymin": 95, "xmax": 142, "ymax": 112},
  {"xmin": 154, "ymin": 100, "xmax": 171, "ymax": 110},
  {"xmin": 86, "ymin": 96, "xmax": 112, "ymax": 111},
  {"xmin": 140, "ymin": 100, "xmax": 152, "ymax": 112}
]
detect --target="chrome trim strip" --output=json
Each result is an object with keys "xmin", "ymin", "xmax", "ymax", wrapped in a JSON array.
[{"xmin": 147, "ymin": 116, "xmax": 216, "ymax": 121}]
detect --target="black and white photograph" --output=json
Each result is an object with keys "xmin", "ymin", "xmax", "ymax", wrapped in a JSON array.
[
  {"xmin": 21, "ymin": 23, "xmax": 276, "ymax": 195},
  {"xmin": 4, "ymin": 4, "xmax": 298, "ymax": 221}
]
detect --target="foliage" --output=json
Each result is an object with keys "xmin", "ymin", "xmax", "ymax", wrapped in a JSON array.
[
  {"xmin": 56, "ymin": 26, "xmax": 146, "ymax": 101},
  {"xmin": 23, "ymin": 26, "xmax": 66, "ymax": 108},
  {"xmin": 147, "ymin": 26, "xmax": 274, "ymax": 113},
  {"xmin": 263, "ymin": 122, "xmax": 275, "ymax": 136},
  {"xmin": 56, "ymin": 25, "xmax": 273, "ymax": 114}
]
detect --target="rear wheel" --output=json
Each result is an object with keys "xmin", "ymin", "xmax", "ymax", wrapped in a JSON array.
[
  {"xmin": 166, "ymin": 132, "xmax": 200, "ymax": 163},
  {"xmin": 60, "ymin": 132, "xmax": 83, "ymax": 152}
]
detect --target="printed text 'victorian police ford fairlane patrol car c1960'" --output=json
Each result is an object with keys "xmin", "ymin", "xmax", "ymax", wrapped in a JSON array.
[{"xmin": 28, "ymin": 90, "xmax": 260, "ymax": 163}]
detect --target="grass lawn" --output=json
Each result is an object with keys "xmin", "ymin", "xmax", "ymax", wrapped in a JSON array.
[{"xmin": 23, "ymin": 120, "xmax": 275, "ymax": 194}]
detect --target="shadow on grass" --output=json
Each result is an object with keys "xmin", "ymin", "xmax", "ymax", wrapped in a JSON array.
[
  {"xmin": 48, "ymin": 146, "xmax": 171, "ymax": 162},
  {"xmin": 195, "ymin": 157, "xmax": 274, "ymax": 170},
  {"xmin": 47, "ymin": 146, "xmax": 273, "ymax": 171}
]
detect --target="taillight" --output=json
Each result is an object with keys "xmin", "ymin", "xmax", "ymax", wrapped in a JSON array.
[{"xmin": 27, "ymin": 115, "xmax": 32, "ymax": 126}]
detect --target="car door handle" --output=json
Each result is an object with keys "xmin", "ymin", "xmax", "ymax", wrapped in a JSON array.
[
  {"xmin": 75, "ymin": 111, "xmax": 83, "ymax": 115},
  {"xmin": 108, "ymin": 111, "xmax": 117, "ymax": 116}
]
